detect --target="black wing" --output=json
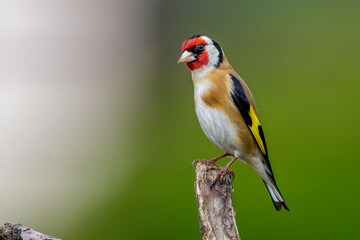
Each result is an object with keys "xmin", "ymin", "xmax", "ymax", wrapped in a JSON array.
[{"xmin": 229, "ymin": 74, "xmax": 273, "ymax": 174}]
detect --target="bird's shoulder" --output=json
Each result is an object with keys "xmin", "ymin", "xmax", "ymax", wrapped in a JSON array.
[
  {"xmin": 199, "ymin": 57, "xmax": 259, "ymax": 115},
  {"xmin": 227, "ymin": 70, "xmax": 269, "ymax": 157},
  {"xmin": 193, "ymin": 57, "xmax": 259, "ymax": 120},
  {"xmin": 227, "ymin": 70, "xmax": 258, "ymax": 117}
]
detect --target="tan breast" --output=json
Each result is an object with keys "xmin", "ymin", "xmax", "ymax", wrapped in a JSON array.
[{"xmin": 193, "ymin": 61, "xmax": 257, "ymax": 156}]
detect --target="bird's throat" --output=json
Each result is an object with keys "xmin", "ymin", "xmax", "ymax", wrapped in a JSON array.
[{"xmin": 187, "ymin": 50, "xmax": 209, "ymax": 71}]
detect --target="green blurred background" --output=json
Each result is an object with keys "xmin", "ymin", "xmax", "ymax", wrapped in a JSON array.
[{"xmin": 1, "ymin": 0, "xmax": 359, "ymax": 239}]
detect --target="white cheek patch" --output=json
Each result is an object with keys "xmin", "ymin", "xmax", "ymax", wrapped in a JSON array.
[{"xmin": 206, "ymin": 46, "xmax": 220, "ymax": 67}]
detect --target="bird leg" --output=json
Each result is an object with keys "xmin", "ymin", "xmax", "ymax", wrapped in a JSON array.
[
  {"xmin": 191, "ymin": 153, "xmax": 230, "ymax": 169},
  {"xmin": 210, "ymin": 156, "xmax": 238, "ymax": 189}
]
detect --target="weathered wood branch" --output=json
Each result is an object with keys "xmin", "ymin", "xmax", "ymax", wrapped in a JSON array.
[
  {"xmin": 0, "ymin": 223, "xmax": 61, "ymax": 240},
  {"xmin": 194, "ymin": 162, "xmax": 240, "ymax": 240}
]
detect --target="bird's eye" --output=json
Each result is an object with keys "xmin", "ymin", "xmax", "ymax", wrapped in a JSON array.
[{"xmin": 193, "ymin": 44, "xmax": 205, "ymax": 53}]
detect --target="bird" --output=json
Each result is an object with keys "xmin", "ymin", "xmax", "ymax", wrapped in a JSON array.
[{"xmin": 177, "ymin": 34, "xmax": 289, "ymax": 211}]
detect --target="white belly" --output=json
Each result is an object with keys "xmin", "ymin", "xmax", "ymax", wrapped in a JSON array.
[{"xmin": 194, "ymin": 81, "xmax": 240, "ymax": 155}]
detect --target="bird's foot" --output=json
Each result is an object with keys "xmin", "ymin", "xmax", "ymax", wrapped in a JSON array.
[
  {"xmin": 191, "ymin": 153, "xmax": 230, "ymax": 169},
  {"xmin": 209, "ymin": 166, "xmax": 235, "ymax": 189},
  {"xmin": 191, "ymin": 159, "xmax": 217, "ymax": 169}
]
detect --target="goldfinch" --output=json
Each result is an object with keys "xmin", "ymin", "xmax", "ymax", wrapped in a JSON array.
[{"xmin": 178, "ymin": 35, "xmax": 289, "ymax": 211}]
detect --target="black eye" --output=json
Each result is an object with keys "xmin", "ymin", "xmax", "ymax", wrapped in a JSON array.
[{"xmin": 193, "ymin": 44, "xmax": 205, "ymax": 53}]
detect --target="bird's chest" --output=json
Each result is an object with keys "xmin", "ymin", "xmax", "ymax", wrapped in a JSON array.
[{"xmin": 194, "ymin": 81, "xmax": 238, "ymax": 154}]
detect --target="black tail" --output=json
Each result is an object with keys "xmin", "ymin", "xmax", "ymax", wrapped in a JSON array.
[{"xmin": 263, "ymin": 180, "xmax": 289, "ymax": 211}]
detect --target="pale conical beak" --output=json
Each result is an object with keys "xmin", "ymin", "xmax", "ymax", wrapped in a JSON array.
[{"xmin": 177, "ymin": 50, "xmax": 196, "ymax": 63}]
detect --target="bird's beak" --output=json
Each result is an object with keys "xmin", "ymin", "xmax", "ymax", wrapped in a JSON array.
[{"xmin": 177, "ymin": 50, "xmax": 196, "ymax": 63}]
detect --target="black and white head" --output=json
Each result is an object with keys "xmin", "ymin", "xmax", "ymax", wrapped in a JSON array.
[{"xmin": 178, "ymin": 35, "xmax": 224, "ymax": 76}]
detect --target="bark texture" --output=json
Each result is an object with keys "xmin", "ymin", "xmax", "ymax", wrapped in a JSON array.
[
  {"xmin": 194, "ymin": 162, "xmax": 240, "ymax": 240},
  {"xmin": 0, "ymin": 223, "xmax": 61, "ymax": 240}
]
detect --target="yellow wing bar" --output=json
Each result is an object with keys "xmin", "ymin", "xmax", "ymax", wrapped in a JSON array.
[{"xmin": 248, "ymin": 105, "xmax": 266, "ymax": 155}]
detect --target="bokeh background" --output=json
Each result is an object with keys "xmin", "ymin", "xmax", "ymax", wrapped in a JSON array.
[{"xmin": 1, "ymin": 0, "xmax": 359, "ymax": 239}]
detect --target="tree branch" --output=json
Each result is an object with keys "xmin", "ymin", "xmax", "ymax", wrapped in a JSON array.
[
  {"xmin": 194, "ymin": 162, "xmax": 240, "ymax": 240},
  {"xmin": 0, "ymin": 223, "xmax": 61, "ymax": 240}
]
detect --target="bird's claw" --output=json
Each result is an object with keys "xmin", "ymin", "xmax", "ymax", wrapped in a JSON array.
[
  {"xmin": 210, "ymin": 167, "xmax": 235, "ymax": 189},
  {"xmin": 191, "ymin": 159, "xmax": 217, "ymax": 169},
  {"xmin": 191, "ymin": 159, "xmax": 201, "ymax": 169}
]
